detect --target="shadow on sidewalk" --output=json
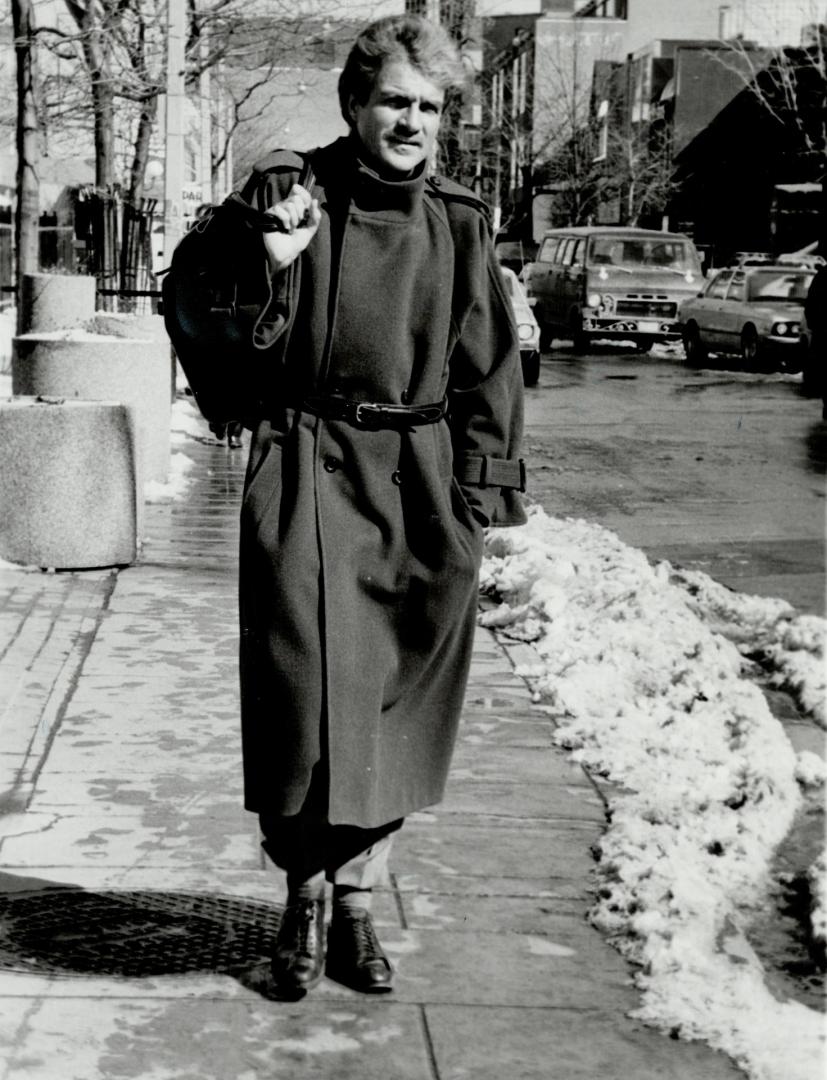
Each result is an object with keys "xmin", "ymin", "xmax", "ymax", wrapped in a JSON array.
[{"xmin": 0, "ymin": 871, "xmax": 299, "ymax": 1000}]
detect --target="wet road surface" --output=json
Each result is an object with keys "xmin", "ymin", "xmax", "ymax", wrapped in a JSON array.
[{"xmin": 523, "ymin": 343, "xmax": 825, "ymax": 617}]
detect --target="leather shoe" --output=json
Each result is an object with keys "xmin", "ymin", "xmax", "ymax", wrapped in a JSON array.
[
  {"xmin": 326, "ymin": 909, "xmax": 393, "ymax": 993},
  {"xmin": 270, "ymin": 898, "xmax": 325, "ymax": 992}
]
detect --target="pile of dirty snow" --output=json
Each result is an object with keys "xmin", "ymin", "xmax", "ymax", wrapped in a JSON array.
[
  {"xmin": 143, "ymin": 397, "xmax": 202, "ymax": 503},
  {"xmin": 480, "ymin": 506, "xmax": 825, "ymax": 1080},
  {"xmin": 668, "ymin": 566, "xmax": 826, "ymax": 726}
]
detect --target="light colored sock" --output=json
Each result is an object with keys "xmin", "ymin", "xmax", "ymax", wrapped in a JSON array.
[
  {"xmin": 333, "ymin": 885, "xmax": 373, "ymax": 915},
  {"xmin": 286, "ymin": 870, "xmax": 326, "ymax": 903}
]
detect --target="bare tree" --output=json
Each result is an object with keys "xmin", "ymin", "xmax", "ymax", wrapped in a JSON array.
[
  {"xmin": 714, "ymin": 29, "xmax": 826, "ymax": 163},
  {"xmin": 479, "ymin": 17, "xmax": 624, "ymax": 234},
  {"xmin": 601, "ymin": 120, "xmax": 677, "ymax": 227},
  {"xmin": 33, "ymin": 0, "xmax": 346, "ymax": 201}
]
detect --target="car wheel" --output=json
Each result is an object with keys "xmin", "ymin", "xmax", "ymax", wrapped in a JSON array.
[
  {"xmin": 801, "ymin": 343, "xmax": 818, "ymax": 395},
  {"xmin": 570, "ymin": 312, "xmax": 589, "ymax": 354},
  {"xmin": 783, "ymin": 338, "xmax": 805, "ymax": 375},
  {"xmin": 682, "ymin": 322, "xmax": 707, "ymax": 366},
  {"xmin": 521, "ymin": 350, "xmax": 540, "ymax": 387},
  {"xmin": 740, "ymin": 325, "xmax": 760, "ymax": 368}
]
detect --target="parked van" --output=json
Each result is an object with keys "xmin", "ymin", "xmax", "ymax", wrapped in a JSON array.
[{"xmin": 526, "ymin": 226, "xmax": 703, "ymax": 352}]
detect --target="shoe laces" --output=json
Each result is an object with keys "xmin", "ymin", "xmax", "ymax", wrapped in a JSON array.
[{"xmin": 343, "ymin": 912, "xmax": 382, "ymax": 961}]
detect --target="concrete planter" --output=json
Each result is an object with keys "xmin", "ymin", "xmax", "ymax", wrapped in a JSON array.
[
  {"xmin": 12, "ymin": 330, "xmax": 171, "ymax": 485},
  {"xmin": 0, "ymin": 397, "xmax": 137, "ymax": 569},
  {"xmin": 19, "ymin": 273, "xmax": 97, "ymax": 334}
]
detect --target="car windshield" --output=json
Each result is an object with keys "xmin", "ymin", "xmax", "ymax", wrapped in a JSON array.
[
  {"xmin": 746, "ymin": 269, "xmax": 813, "ymax": 303},
  {"xmin": 588, "ymin": 236, "xmax": 697, "ymax": 272}
]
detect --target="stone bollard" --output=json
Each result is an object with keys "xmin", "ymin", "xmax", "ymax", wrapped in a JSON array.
[
  {"xmin": 12, "ymin": 328, "xmax": 171, "ymax": 486},
  {"xmin": 11, "ymin": 275, "xmax": 173, "ymax": 488},
  {"xmin": 0, "ymin": 397, "xmax": 137, "ymax": 569},
  {"xmin": 19, "ymin": 273, "xmax": 96, "ymax": 334}
]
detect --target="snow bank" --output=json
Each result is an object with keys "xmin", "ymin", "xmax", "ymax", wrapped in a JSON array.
[
  {"xmin": 170, "ymin": 395, "xmax": 207, "ymax": 443},
  {"xmin": 480, "ymin": 506, "xmax": 825, "ymax": 1080},
  {"xmin": 143, "ymin": 450, "xmax": 195, "ymax": 504},
  {"xmin": 0, "ymin": 306, "xmax": 14, "ymax": 375},
  {"xmin": 142, "ymin": 398, "xmax": 203, "ymax": 502},
  {"xmin": 809, "ymin": 851, "xmax": 827, "ymax": 956},
  {"xmin": 669, "ymin": 566, "xmax": 826, "ymax": 726}
]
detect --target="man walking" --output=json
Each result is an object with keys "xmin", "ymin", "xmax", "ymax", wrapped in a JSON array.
[{"xmin": 227, "ymin": 14, "xmax": 525, "ymax": 996}]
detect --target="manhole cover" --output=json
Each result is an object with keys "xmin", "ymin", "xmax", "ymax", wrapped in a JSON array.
[{"xmin": 0, "ymin": 889, "xmax": 280, "ymax": 978}]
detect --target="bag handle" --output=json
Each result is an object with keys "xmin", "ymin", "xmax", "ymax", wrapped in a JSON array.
[{"xmin": 250, "ymin": 152, "xmax": 316, "ymax": 351}]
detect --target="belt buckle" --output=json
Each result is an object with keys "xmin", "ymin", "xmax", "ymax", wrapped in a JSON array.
[{"xmin": 354, "ymin": 402, "xmax": 381, "ymax": 427}]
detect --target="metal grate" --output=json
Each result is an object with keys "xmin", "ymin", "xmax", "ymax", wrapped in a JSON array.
[{"xmin": 0, "ymin": 889, "xmax": 281, "ymax": 979}]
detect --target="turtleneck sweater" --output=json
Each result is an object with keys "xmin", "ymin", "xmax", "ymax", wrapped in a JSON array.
[{"xmin": 307, "ymin": 138, "xmax": 453, "ymax": 407}]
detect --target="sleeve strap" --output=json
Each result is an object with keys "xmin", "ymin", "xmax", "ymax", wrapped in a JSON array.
[{"xmin": 455, "ymin": 454, "xmax": 526, "ymax": 491}]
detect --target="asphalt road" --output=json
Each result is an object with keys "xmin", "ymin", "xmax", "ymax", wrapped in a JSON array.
[{"xmin": 522, "ymin": 341, "xmax": 826, "ymax": 617}]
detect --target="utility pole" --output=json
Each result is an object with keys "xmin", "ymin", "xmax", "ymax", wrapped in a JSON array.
[
  {"xmin": 163, "ymin": 0, "xmax": 186, "ymax": 267},
  {"xmin": 12, "ymin": 0, "xmax": 39, "ymax": 334},
  {"xmin": 199, "ymin": 18, "xmax": 211, "ymax": 204}
]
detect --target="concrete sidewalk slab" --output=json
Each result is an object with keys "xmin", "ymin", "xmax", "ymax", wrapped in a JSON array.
[{"xmin": 0, "ymin": 431, "xmax": 745, "ymax": 1079}]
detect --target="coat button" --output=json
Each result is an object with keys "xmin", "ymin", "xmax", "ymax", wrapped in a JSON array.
[
  {"xmin": 391, "ymin": 470, "xmax": 402, "ymax": 485},
  {"xmin": 323, "ymin": 456, "xmax": 340, "ymax": 473}
]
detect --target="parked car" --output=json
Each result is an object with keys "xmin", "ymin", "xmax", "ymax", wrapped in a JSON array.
[
  {"xmin": 799, "ymin": 264, "xmax": 826, "ymax": 414},
  {"xmin": 678, "ymin": 264, "xmax": 815, "ymax": 368},
  {"xmin": 500, "ymin": 266, "xmax": 541, "ymax": 386},
  {"xmin": 525, "ymin": 226, "xmax": 703, "ymax": 353},
  {"xmin": 494, "ymin": 237, "xmax": 538, "ymax": 278}
]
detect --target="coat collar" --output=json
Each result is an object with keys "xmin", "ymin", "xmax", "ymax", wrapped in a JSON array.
[{"xmin": 343, "ymin": 135, "xmax": 428, "ymax": 218}]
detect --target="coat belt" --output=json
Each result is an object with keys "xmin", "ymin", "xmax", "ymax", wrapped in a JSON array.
[{"xmin": 301, "ymin": 395, "xmax": 447, "ymax": 431}]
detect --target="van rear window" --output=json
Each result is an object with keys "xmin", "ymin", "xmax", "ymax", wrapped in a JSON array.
[{"xmin": 588, "ymin": 236, "xmax": 697, "ymax": 272}]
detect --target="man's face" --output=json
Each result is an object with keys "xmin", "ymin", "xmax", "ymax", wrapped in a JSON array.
[{"xmin": 348, "ymin": 59, "xmax": 445, "ymax": 178}]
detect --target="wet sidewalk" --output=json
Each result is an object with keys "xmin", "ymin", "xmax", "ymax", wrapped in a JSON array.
[{"xmin": 0, "ymin": 421, "xmax": 743, "ymax": 1079}]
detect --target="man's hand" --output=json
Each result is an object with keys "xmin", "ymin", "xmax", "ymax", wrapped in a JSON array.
[{"xmin": 262, "ymin": 184, "xmax": 322, "ymax": 273}]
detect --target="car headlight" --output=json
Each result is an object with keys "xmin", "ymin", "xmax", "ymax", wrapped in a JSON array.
[
  {"xmin": 587, "ymin": 292, "xmax": 602, "ymax": 309},
  {"xmin": 518, "ymin": 323, "xmax": 535, "ymax": 342},
  {"xmin": 772, "ymin": 322, "xmax": 798, "ymax": 337}
]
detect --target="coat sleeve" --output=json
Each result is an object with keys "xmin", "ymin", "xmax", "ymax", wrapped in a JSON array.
[
  {"xmin": 235, "ymin": 153, "xmax": 304, "ymax": 352},
  {"xmin": 447, "ymin": 217, "xmax": 527, "ymax": 528}
]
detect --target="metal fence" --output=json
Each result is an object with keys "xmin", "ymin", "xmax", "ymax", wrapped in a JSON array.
[{"xmin": 0, "ymin": 192, "xmax": 161, "ymax": 314}]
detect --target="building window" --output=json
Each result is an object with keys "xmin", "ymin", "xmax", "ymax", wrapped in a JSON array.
[
  {"xmin": 631, "ymin": 56, "xmax": 651, "ymax": 124},
  {"xmin": 718, "ymin": 4, "xmax": 734, "ymax": 39},
  {"xmin": 594, "ymin": 98, "xmax": 609, "ymax": 161},
  {"xmin": 518, "ymin": 52, "xmax": 528, "ymax": 114},
  {"xmin": 492, "ymin": 71, "xmax": 503, "ymax": 127},
  {"xmin": 576, "ymin": 0, "xmax": 628, "ymax": 18}
]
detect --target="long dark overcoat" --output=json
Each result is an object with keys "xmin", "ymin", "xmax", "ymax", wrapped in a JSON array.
[{"xmin": 235, "ymin": 136, "xmax": 525, "ymax": 828}]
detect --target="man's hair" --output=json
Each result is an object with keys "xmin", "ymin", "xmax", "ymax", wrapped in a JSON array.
[{"xmin": 338, "ymin": 14, "xmax": 467, "ymax": 125}]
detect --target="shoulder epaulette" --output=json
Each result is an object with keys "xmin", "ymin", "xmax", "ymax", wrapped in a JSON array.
[
  {"xmin": 251, "ymin": 149, "xmax": 307, "ymax": 176},
  {"xmin": 426, "ymin": 175, "xmax": 491, "ymax": 221}
]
